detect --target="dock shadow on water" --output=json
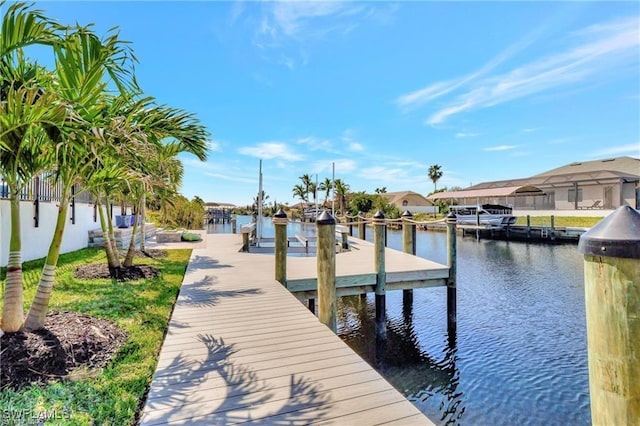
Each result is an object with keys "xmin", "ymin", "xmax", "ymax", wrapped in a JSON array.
[
  {"xmin": 338, "ymin": 295, "xmax": 463, "ymax": 425},
  {"xmin": 143, "ymin": 334, "xmax": 332, "ymax": 424}
]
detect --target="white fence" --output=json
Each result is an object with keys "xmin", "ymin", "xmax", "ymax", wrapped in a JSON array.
[{"xmin": 0, "ymin": 200, "xmax": 106, "ymax": 267}]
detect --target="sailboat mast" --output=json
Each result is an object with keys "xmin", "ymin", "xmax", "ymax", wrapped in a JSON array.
[{"xmin": 257, "ymin": 159, "xmax": 263, "ymax": 245}]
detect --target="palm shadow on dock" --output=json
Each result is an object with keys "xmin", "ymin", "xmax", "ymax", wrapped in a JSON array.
[
  {"xmin": 141, "ymin": 333, "xmax": 333, "ymax": 425},
  {"xmin": 185, "ymin": 255, "xmax": 234, "ymax": 272},
  {"xmin": 175, "ymin": 274, "xmax": 262, "ymax": 308}
]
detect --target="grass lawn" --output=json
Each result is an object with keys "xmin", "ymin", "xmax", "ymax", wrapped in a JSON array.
[
  {"xmin": 0, "ymin": 248, "xmax": 191, "ymax": 425},
  {"xmin": 514, "ymin": 216, "xmax": 604, "ymax": 227}
]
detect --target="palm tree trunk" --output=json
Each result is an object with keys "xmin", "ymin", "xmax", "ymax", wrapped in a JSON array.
[
  {"xmin": 139, "ymin": 193, "xmax": 146, "ymax": 252},
  {"xmin": 1, "ymin": 193, "xmax": 24, "ymax": 332},
  {"xmin": 123, "ymin": 199, "xmax": 141, "ymax": 267},
  {"xmin": 24, "ymin": 195, "xmax": 69, "ymax": 331},
  {"xmin": 106, "ymin": 200, "xmax": 119, "ymax": 264},
  {"xmin": 99, "ymin": 201, "xmax": 120, "ymax": 269}
]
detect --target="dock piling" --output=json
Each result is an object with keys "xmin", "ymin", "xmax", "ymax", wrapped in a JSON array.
[
  {"xmin": 316, "ymin": 210, "xmax": 337, "ymax": 332},
  {"xmin": 273, "ymin": 209, "xmax": 288, "ymax": 286},
  {"xmin": 231, "ymin": 215, "xmax": 237, "ymax": 234},
  {"xmin": 402, "ymin": 210, "xmax": 415, "ymax": 303},
  {"xmin": 373, "ymin": 210, "xmax": 387, "ymax": 339},
  {"xmin": 357, "ymin": 211, "xmax": 366, "ymax": 240},
  {"xmin": 578, "ymin": 206, "xmax": 640, "ymax": 425},
  {"xmin": 446, "ymin": 212, "xmax": 457, "ymax": 336}
]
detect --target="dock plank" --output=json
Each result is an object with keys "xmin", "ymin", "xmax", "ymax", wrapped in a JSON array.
[{"xmin": 140, "ymin": 233, "xmax": 435, "ymax": 425}]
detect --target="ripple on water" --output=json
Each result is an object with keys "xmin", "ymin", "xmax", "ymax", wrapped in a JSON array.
[{"xmin": 339, "ymin": 232, "xmax": 591, "ymax": 426}]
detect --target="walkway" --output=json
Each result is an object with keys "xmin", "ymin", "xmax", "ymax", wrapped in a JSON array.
[{"xmin": 140, "ymin": 233, "xmax": 433, "ymax": 425}]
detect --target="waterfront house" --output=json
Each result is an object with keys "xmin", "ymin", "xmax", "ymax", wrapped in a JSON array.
[
  {"xmin": 428, "ymin": 156, "xmax": 640, "ymax": 210},
  {"xmin": 380, "ymin": 190, "xmax": 439, "ymax": 214}
]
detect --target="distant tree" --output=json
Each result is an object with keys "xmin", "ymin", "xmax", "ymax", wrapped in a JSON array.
[
  {"xmin": 428, "ymin": 164, "xmax": 443, "ymax": 192},
  {"xmin": 309, "ymin": 182, "xmax": 318, "ymax": 205},
  {"xmin": 334, "ymin": 178, "xmax": 350, "ymax": 214},
  {"xmin": 349, "ymin": 191, "xmax": 374, "ymax": 215},
  {"xmin": 292, "ymin": 184, "xmax": 307, "ymax": 203},
  {"xmin": 318, "ymin": 177, "xmax": 333, "ymax": 205},
  {"xmin": 299, "ymin": 174, "xmax": 312, "ymax": 200},
  {"xmin": 375, "ymin": 187, "xmax": 387, "ymax": 194},
  {"xmin": 253, "ymin": 190, "xmax": 269, "ymax": 213}
]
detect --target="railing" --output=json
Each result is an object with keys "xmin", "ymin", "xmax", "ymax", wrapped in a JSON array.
[{"xmin": 0, "ymin": 174, "xmax": 94, "ymax": 204}]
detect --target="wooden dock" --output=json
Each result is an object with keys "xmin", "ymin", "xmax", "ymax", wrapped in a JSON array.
[{"xmin": 140, "ymin": 233, "xmax": 435, "ymax": 425}]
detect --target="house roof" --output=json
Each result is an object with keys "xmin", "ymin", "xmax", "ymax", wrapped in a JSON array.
[
  {"xmin": 428, "ymin": 185, "xmax": 545, "ymax": 201},
  {"xmin": 467, "ymin": 156, "xmax": 640, "ymax": 190},
  {"xmin": 532, "ymin": 156, "xmax": 640, "ymax": 177},
  {"xmin": 379, "ymin": 191, "xmax": 434, "ymax": 205}
]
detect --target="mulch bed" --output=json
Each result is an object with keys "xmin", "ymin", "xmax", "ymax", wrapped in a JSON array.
[
  {"xmin": 0, "ymin": 311, "xmax": 127, "ymax": 390},
  {"xmin": 74, "ymin": 263, "xmax": 160, "ymax": 281}
]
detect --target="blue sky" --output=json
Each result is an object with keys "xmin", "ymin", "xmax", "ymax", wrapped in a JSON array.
[{"xmin": 23, "ymin": 1, "xmax": 640, "ymax": 206}]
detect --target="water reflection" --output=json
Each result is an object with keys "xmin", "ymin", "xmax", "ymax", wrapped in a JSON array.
[{"xmin": 338, "ymin": 294, "xmax": 464, "ymax": 425}]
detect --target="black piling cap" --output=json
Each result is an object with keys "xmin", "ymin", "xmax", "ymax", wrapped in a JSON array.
[
  {"xmin": 401, "ymin": 210, "xmax": 413, "ymax": 218},
  {"xmin": 274, "ymin": 208, "xmax": 287, "ymax": 219},
  {"xmin": 446, "ymin": 211, "xmax": 457, "ymax": 222},
  {"xmin": 578, "ymin": 206, "xmax": 640, "ymax": 259},
  {"xmin": 373, "ymin": 210, "xmax": 385, "ymax": 220},
  {"xmin": 316, "ymin": 209, "xmax": 336, "ymax": 225}
]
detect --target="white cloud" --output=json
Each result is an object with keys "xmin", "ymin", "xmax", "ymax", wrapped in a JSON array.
[
  {"xmin": 484, "ymin": 145, "xmax": 518, "ymax": 151},
  {"xmin": 590, "ymin": 143, "xmax": 640, "ymax": 157},
  {"xmin": 396, "ymin": 15, "xmax": 639, "ymax": 126},
  {"xmin": 455, "ymin": 132, "xmax": 480, "ymax": 138},
  {"xmin": 522, "ymin": 128, "xmax": 538, "ymax": 133},
  {"xmin": 424, "ymin": 15, "xmax": 639, "ymax": 125},
  {"xmin": 296, "ymin": 136, "xmax": 335, "ymax": 152},
  {"xmin": 206, "ymin": 140, "xmax": 221, "ymax": 152},
  {"xmin": 238, "ymin": 142, "xmax": 303, "ymax": 161},
  {"xmin": 348, "ymin": 142, "xmax": 364, "ymax": 152},
  {"xmin": 204, "ymin": 172, "xmax": 255, "ymax": 185},
  {"xmin": 252, "ymin": 2, "xmax": 397, "ymax": 67},
  {"xmin": 396, "ymin": 25, "xmax": 543, "ymax": 111}
]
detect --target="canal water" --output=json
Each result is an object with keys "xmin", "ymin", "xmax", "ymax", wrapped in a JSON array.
[{"xmin": 207, "ymin": 217, "xmax": 590, "ymax": 425}]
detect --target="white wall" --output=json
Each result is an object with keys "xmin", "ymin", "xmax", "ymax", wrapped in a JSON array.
[{"xmin": 0, "ymin": 200, "xmax": 101, "ymax": 267}]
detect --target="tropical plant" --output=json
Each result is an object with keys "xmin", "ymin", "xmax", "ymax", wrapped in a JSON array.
[
  {"xmin": 299, "ymin": 173, "xmax": 312, "ymax": 201},
  {"xmin": 333, "ymin": 178, "xmax": 349, "ymax": 215},
  {"xmin": 0, "ymin": 2, "xmax": 68, "ymax": 332},
  {"xmin": 318, "ymin": 177, "xmax": 332, "ymax": 205},
  {"xmin": 24, "ymin": 25, "xmax": 140, "ymax": 331},
  {"xmin": 375, "ymin": 187, "xmax": 387, "ymax": 194},
  {"xmin": 428, "ymin": 164, "xmax": 443, "ymax": 193},
  {"xmin": 292, "ymin": 183, "xmax": 307, "ymax": 203}
]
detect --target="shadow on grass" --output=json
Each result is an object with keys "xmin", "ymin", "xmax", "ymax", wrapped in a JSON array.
[{"xmin": 141, "ymin": 334, "xmax": 332, "ymax": 424}]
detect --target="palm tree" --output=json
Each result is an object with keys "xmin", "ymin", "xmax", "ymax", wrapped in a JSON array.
[
  {"xmin": 334, "ymin": 178, "xmax": 350, "ymax": 215},
  {"xmin": 309, "ymin": 181, "xmax": 318, "ymax": 206},
  {"xmin": 24, "ymin": 26, "xmax": 139, "ymax": 331},
  {"xmin": 318, "ymin": 177, "xmax": 332, "ymax": 205},
  {"xmin": 299, "ymin": 173, "xmax": 312, "ymax": 202},
  {"xmin": 292, "ymin": 184, "xmax": 307, "ymax": 203},
  {"xmin": 375, "ymin": 187, "xmax": 387, "ymax": 194},
  {"xmin": 428, "ymin": 164, "xmax": 443, "ymax": 193},
  {"xmin": 0, "ymin": 3, "xmax": 67, "ymax": 332}
]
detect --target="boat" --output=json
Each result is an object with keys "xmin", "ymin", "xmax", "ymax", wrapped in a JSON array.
[
  {"xmin": 302, "ymin": 206, "xmax": 321, "ymax": 221},
  {"xmin": 449, "ymin": 204, "xmax": 517, "ymax": 226}
]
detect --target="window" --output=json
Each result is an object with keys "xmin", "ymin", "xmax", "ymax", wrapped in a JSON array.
[
  {"xmin": 402, "ymin": 200, "xmax": 408, "ymax": 206},
  {"xmin": 568, "ymin": 188, "xmax": 583, "ymax": 202}
]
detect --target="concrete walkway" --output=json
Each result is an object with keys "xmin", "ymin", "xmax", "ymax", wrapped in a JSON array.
[{"xmin": 139, "ymin": 233, "xmax": 432, "ymax": 425}]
